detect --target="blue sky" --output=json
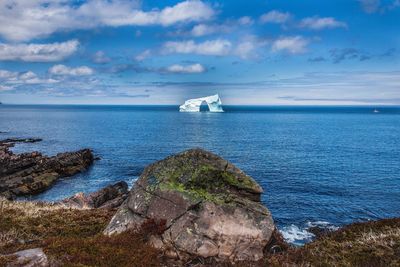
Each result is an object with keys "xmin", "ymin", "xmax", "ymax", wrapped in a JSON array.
[{"xmin": 0, "ymin": 0, "xmax": 399, "ymax": 105}]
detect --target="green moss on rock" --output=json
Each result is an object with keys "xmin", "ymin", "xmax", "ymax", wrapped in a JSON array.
[{"xmin": 141, "ymin": 149, "xmax": 263, "ymax": 204}]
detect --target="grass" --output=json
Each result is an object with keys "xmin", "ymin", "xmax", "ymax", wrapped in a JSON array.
[
  {"xmin": 0, "ymin": 255, "xmax": 14, "ymax": 267},
  {"xmin": 43, "ymin": 230, "xmax": 160, "ymax": 267},
  {"xmin": 0, "ymin": 199, "xmax": 160, "ymax": 267},
  {"xmin": 1, "ymin": 199, "xmax": 399, "ymax": 267},
  {"xmin": 267, "ymin": 218, "xmax": 400, "ymax": 267}
]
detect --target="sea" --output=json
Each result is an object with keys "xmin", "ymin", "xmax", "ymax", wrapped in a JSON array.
[{"xmin": 1, "ymin": 105, "xmax": 399, "ymax": 245}]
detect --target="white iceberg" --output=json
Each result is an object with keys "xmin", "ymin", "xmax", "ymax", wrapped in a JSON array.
[{"xmin": 179, "ymin": 94, "xmax": 224, "ymax": 112}]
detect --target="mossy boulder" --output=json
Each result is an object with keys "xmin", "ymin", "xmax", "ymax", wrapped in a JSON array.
[{"xmin": 105, "ymin": 148, "xmax": 274, "ymax": 262}]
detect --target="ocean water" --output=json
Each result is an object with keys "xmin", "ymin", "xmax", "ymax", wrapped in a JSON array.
[{"xmin": 1, "ymin": 105, "xmax": 400, "ymax": 244}]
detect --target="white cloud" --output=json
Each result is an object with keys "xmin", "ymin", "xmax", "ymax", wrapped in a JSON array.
[
  {"xmin": 232, "ymin": 34, "xmax": 269, "ymax": 59},
  {"xmin": 93, "ymin": 51, "xmax": 111, "ymax": 64},
  {"xmin": 299, "ymin": 17, "xmax": 347, "ymax": 30},
  {"xmin": 260, "ymin": 10, "xmax": 291, "ymax": 24},
  {"xmin": 235, "ymin": 40, "xmax": 258, "ymax": 59},
  {"xmin": 19, "ymin": 71, "xmax": 37, "ymax": 81},
  {"xmin": 135, "ymin": 49, "xmax": 152, "ymax": 61},
  {"xmin": 191, "ymin": 24, "xmax": 217, "ymax": 37},
  {"xmin": 358, "ymin": 0, "xmax": 400, "ymax": 13},
  {"xmin": 188, "ymin": 16, "xmax": 253, "ymax": 37},
  {"xmin": 166, "ymin": 63, "xmax": 206, "ymax": 73},
  {"xmin": 163, "ymin": 39, "xmax": 232, "ymax": 56},
  {"xmin": 0, "ymin": 40, "xmax": 79, "ymax": 62},
  {"xmin": 190, "ymin": 22, "xmax": 236, "ymax": 37},
  {"xmin": 163, "ymin": 37, "xmax": 266, "ymax": 59},
  {"xmin": 49, "ymin": 65, "xmax": 94, "ymax": 76},
  {"xmin": 358, "ymin": 0, "xmax": 381, "ymax": 13},
  {"xmin": 0, "ymin": 85, "xmax": 13, "ymax": 91},
  {"xmin": 0, "ymin": 0, "xmax": 214, "ymax": 41},
  {"xmin": 272, "ymin": 36, "xmax": 309, "ymax": 54},
  {"xmin": 238, "ymin": 16, "xmax": 254, "ymax": 26},
  {"xmin": 0, "ymin": 69, "xmax": 58, "ymax": 86},
  {"xmin": 156, "ymin": 0, "xmax": 214, "ymax": 26},
  {"xmin": 0, "ymin": 70, "xmax": 17, "ymax": 79},
  {"xmin": 18, "ymin": 71, "xmax": 59, "ymax": 84},
  {"xmin": 85, "ymin": 0, "xmax": 214, "ymax": 27}
]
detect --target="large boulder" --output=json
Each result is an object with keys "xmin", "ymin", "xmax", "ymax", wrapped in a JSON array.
[
  {"xmin": 0, "ymin": 138, "xmax": 94, "ymax": 199},
  {"xmin": 105, "ymin": 149, "xmax": 274, "ymax": 262}
]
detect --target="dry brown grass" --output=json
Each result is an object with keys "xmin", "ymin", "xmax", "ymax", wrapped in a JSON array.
[
  {"xmin": 0, "ymin": 255, "xmax": 15, "ymax": 267},
  {"xmin": 1, "ymin": 199, "xmax": 399, "ymax": 267},
  {"xmin": 0, "ymin": 199, "xmax": 160, "ymax": 267},
  {"xmin": 43, "ymin": 230, "xmax": 160, "ymax": 267},
  {"xmin": 267, "ymin": 218, "xmax": 400, "ymax": 267}
]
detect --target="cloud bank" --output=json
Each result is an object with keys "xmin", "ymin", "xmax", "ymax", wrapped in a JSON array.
[
  {"xmin": 272, "ymin": 36, "xmax": 309, "ymax": 54},
  {"xmin": 165, "ymin": 63, "xmax": 206, "ymax": 73},
  {"xmin": 0, "ymin": 0, "xmax": 214, "ymax": 41},
  {"xmin": 260, "ymin": 10, "xmax": 291, "ymax": 24},
  {"xmin": 163, "ymin": 39, "xmax": 232, "ymax": 56},
  {"xmin": 49, "ymin": 65, "xmax": 94, "ymax": 76},
  {"xmin": 0, "ymin": 40, "xmax": 79, "ymax": 62},
  {"xmin": 298, "ymin": 17, "xmax": 347, "ymax": 30}
]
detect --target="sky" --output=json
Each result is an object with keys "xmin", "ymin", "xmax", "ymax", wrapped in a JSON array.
[{"xmin": 0, "ymin": 0, "xmax": 399, "ymax": 105}]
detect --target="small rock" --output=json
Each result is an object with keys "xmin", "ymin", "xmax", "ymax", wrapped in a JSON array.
[
  {"xmin": 0, "ymin": 138, "xmax": 42, "ymax": 144},
  {"xmin": 5, "ymin": 248, "xmax": 48, "ymax": 267},
  {"xmin": 61, "ymin": 181, "xmax": 129, "ymax": 209}
]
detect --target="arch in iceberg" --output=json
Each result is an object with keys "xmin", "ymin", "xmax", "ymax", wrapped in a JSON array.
[{"xmin": 179, "ymin": 94, "xmax": 224, "ymax": 112}]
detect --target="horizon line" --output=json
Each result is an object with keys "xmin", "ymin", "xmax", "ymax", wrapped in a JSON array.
[{"xmin": 1, "ymin": 103, "xmax": 399, "ymax": 107}]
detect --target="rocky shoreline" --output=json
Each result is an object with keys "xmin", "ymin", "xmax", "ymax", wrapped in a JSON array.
[
  {"xmin": 0, "ymin": 138, "xmax": 94, "ymax": 200},
  {"xmin": 0, "ymin": 141, "xmax": 398, "ymax": 266},
  {"xmin": 61, "ymin": 181, "xmax": 129, "ymax": 209}
]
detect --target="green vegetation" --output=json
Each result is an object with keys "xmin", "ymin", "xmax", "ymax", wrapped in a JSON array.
[
  {"xmin": 220, "ymin": 170, "xmax": 259, "ymax": 192},
  {"xmin": 154, "ymin": 163, "xmax": 258, "ymax": 204},
  {"xmin": 160, "ymin": 180, "xmax": 228, "ymax": 204}
]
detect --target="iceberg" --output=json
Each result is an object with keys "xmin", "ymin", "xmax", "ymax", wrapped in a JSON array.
[{"xmin": 179, "ymin": 94, "xmax": 224, "ymax": 112}]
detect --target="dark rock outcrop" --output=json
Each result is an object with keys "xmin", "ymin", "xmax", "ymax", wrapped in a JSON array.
[
  {"xmin": 105, "ymin": 148, "xmax": 274, "ymax": 262},
  {"xmin": 0, "ymin": 138, "xmax": 93, "ymax": 200},
  {"xmin": 0, "ymin": 138, "xmax": 42, "ymax": 144},
  {"xmin": 61, "ymin": 181, "xmax": 129, "ymax": 209}
]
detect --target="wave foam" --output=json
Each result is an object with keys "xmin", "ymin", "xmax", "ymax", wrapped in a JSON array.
[
  {"xmin": 280, "ymin": 225, "xmax": 315, "ymax": 245},
  {"xmin": 280, "ymin": 221, "xmax": 339, "ymax": 245}
]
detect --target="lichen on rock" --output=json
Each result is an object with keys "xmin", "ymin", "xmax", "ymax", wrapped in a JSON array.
[{"xmin": 105, "ymin": 148, "xmax": 274, "ymax": 262}]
